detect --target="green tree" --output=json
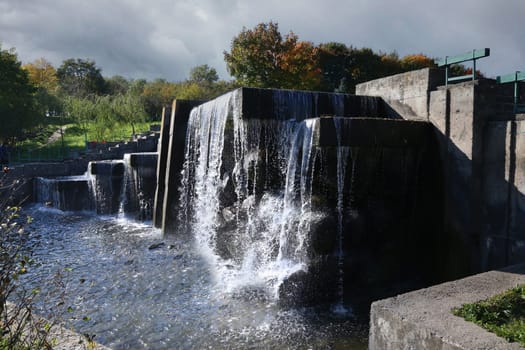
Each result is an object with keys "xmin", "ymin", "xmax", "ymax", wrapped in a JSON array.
[
  {"xmin": 189, "ymin": 64, "xmax": 219, "ymax": 85},
  {"xmin": 112, "ymin": 92, "xmax": 147, "ymax": 137},
  {"xmin": 0, "ymin": 44, "xmax": 39, "ymax": 141},
  {"xmin": 318, "ymin": 42, "xmax": 352, "ymax": 92},
  {"xmin": 56, "ymin": 58, "xmax": 106, "ymax": 97},
  {"xmin": 63, "ymin": 96, "xmax": 96, "ymax": 144},
  {"xmin": 141, "ymin": 79, "xmax": 179, "ymax": 119},
  {"xmin": 224, "ymin": 21, "xmax": 320, "ymax": 90},
  {"xmin": 92, "ymin": 95, "xmax": 116, "ymax": 141},
  {"xmin": 106, "ymin": 75, "xmax": 131, "ymax": 95}
]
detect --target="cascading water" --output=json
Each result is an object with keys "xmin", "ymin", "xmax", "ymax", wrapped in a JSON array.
[
  {"xmin": 120, "ymin": 153, "xmax": 157, "ymax": 220},
  {"xmin": 332, "ymin": 117, "xmax": 353, "ymax": 314},
  {"xmin": 178, "ymin": 90, "xmax": 325, "ymax": 299},
  {"xmin": 34, "ymin": 175, "xmax": 93, "ymax": 211},
  {"xmin": 86, "ymin": 160, "xmax": 125, "ymax": 215}
]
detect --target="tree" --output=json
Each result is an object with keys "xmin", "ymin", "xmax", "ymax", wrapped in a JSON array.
[
  {"xmin": 224, "ymin": 21, "xmax": 320, "ymax": 90},
  {"xmin": 279, "ymin": 41, "xmax": 320, "ymax": 90},
  {"xmin": 318, "ymin": 42, "xmax": 352, "ymax": 92},
  {"xmin": 23, "ymin": 58, "xmax": 59, "ymax": 92},
  {"xmin": 23, "ymin": 58, "xmax": 62, "ymax": 117},
  {"xmin": 141, "ymin": 79, "xmax": 179, "ymax": 119},
  {"xmin": 112, "ymin": 92, "xmax": 147, "ymax": 137},
  {"xmin": 56, "ymin": 58, "xmax": 106, "ymax": 97},
  {"xmin": 63, "ymin": 96, "xmax": 96, "ymax": 143},
  {"xmin": 106, "ymin": 75, "xmax": 131, "ymax": 95},
  {"xmin": 400, "ymin": 54, "xmax": 437, "ymax": 71},
  {"xmin": 0, "ymin": 44, "xmax": 39, "ymax": 141},
  {"xmin": 189, "ymin": 64, "xmax": 219, "ymax": 85}
]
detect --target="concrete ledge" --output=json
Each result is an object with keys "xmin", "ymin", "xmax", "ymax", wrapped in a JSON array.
[
  {"xmin": 317, "ymin": 117, "xmax": 431, "ymax": 147},
  {"xmin": 369, "ymin": 263, "xmax": 525, "ymax": 349}
]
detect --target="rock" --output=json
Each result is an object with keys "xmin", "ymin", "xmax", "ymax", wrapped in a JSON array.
[{"xmin": 148, "ymin": 242, "xmax": 165, "ymax": 250}]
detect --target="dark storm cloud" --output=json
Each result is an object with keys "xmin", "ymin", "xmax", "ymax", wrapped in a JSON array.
[{"xmin": 1, "ymin": 0, "xmax": 523, "ymax": 81}]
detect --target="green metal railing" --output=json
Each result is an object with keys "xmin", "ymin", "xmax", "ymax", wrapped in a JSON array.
[
  {"xmin": 436, "ymin": 48, "xmax": 490, "ymax": 86},
  {"xmin": 497, "ymin": 71, "xmax": 525, "ymax": 113}
]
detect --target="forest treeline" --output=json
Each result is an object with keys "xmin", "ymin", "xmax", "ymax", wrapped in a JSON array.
[{"xmin": 1, "ymin": 21, "xmax": 446, "ymax": 143}]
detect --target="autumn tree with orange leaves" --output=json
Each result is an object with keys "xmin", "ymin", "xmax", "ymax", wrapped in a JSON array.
[
  {"xmin": 224, "ymin": 22, "xmax": 320, "ymax": 90},
  {"xmin": 225, "ymin": 22, "xmax": 440, "ymax": 93}
]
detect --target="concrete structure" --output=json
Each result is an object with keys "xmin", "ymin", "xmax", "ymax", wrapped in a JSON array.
[
  {"xmin": 1, "ymin": 129, "xmax": 160, "ymax": 207},
  {"xmin": 357, "ymin": 69, "xmax": 525, "ymax": 279},
  {"xmin": 153, "ymin": 105, "xmax": 172, "ymax": 228},
  {"xmin": 369, "ymin": 263, "xmax": 525, "ymax": 350},
  {"xmin": 356, "ymin": 68, "xmax": 445, "ymax": 120},
  {"xmin": 357, "ymin": 68, "xmax": 525, "ymax": 349},
  {"xmin": 157, "ymin": 99, "xmax": 203, "ymax": 234}
]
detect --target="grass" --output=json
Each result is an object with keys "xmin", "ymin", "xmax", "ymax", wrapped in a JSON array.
[
  {"xmin": 12, "ymin": 121, "xmax": 158, "ymax": 163},
  {"xmin": 453, "ymin": 284, "xmax": 525, "ymax": 346}
]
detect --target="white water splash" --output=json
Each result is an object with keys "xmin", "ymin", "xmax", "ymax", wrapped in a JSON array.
[{"xmin": 178, "ymin": 90, "xmax": 323, "ymax": 299}]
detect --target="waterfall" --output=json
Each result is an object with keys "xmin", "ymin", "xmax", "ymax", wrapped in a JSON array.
[
  {"xmin": 332, "ymin": 117, "xmax": 353, "ymax": 315},
  {"xmin": 34, "ymin": 175, "xmax": 93, "ymax": 212},
  {"xmin": 120, "ymin": 153, "xmax": 156, "ymax": 221},
  {"xmin": 86, "ymin": 160, "xmax": 125, "ymax": 215},
  {"xmin": 178, "ymin": 90, "xmax": 324, "ymax": 298}
]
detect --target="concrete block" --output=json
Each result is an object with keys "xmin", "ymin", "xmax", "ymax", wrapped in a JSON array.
[
  {"xmin": 239, "ymin": 87, "xmax": 386, "ymax": 120},
  {"xmin": 162, "ymin": 99, "xmax": 204, "ymax": 234},
  {"xmin": 153, "ymin": 105, "xmax": 172, "ymax": 228},
  {"xmin": 317, "ymin": 117, "xmax": 430, "ymax": 148},
  {"xmin": 356, "ymin": 68, "xmax": 445, "ymax": 120},
  {"xmin": 369, "ymin": 264, "xmax": 525, "ymax": 350}
]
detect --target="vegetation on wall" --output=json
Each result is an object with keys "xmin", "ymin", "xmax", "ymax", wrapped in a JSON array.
[{"xmin": 453, "ymin": 285, "xmax": 525, "ymax": 346}]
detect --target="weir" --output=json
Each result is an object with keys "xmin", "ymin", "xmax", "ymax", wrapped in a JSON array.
[
  {"xmin": 162, "ymin": 87, "xmax": 441, "ymax": 307},
  {"xmin": 34, "ymin": 153, "xmax": 158, "ymax": 220},
  {"xmin": 18, "ymin": 66, "xmax": 525, "ymax": 348},
  {"xmin": 30, "ymin": 85, "xmax": 441, "ymax": 308}
]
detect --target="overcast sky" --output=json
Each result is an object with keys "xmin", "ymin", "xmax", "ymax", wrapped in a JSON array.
[{"xmin": 1, "ymin": 0, "xmax": 523, "ymax": 82}]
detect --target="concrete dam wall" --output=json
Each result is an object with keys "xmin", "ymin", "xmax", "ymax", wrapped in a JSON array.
[
  {"xmin": 357, "ymin": 68, "xmax": 525, "ymax": 278},
  {"xmin": 154, "ymin": 87, "xmax": 443, "ymax": 307}
]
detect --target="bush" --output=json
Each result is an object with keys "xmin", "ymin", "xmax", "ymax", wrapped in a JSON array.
[{"xmin": 0, "ymin": 178, "xmax": 58, "ymax": 349}]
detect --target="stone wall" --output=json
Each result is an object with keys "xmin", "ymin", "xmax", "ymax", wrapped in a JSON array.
[
  {"xmin": 356, "ymin": 68, "xmax": 445, "ymax": 120},
  {"xmin": 358, "ymin": 68, "xmax": 524, "ymax": 279}
]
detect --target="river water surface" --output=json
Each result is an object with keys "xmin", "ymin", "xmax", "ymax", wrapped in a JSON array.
[{"xmin": 22, "ymin": 205, "xmax": 368, "ymax": 349}]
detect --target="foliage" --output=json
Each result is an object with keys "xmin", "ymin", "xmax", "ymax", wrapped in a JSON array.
[
  {"xmin": 224, "ymin": 21, "xmax": 321, "ymax": 90},
  {"xmin": 112, "ymin": 93, "xmax": 147, "ymax": 136},
  {"xmin": 0, "ymin": 199, "xmax": 53, "ymax": 349},
  {"xmin": 189, "ymin": 64, "xmax": 219, "ymax": 85},
  {"xmin": 400, "ymin": 54, "xmax": 437, "ymax": 71},
  {"xmin": 22, "ymin": 58, "xmax": 59, "ymax": 93},
  {"xmin": 23, "ymin": 59, "xmax": 63, "ymax": 118},
  {"xmin": 63, "ymin": 96, "xmax": 96, "ymax": 143},
  {"xmin": 453, "ymin": 285, "xmax": 525, "ymax": 346},
  {"xmin": 56, "ymin": 58, "xmax": 106, "ymax": 98},
  {"xmin": 226, "ymin": 23, "xmax": 440, "ymax": 93},
  {"xmin": 140, "ymin": 78, "xmax": 179, "ymax": 119},
  {"xmin": 0, "ymin": 45, "xmax": 40, "ymax": 142},
  {"xmin": 106, "ymin": 75, "xmax": 131, "ymax": 95}
]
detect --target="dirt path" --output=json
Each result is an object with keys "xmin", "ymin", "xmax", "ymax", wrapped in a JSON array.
[{"xmin": 45, "ymin": 126, "xmax": 68, "ymax": 146}]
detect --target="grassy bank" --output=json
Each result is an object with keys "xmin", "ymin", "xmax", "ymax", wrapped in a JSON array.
[
  {"xmin": 12, "ymin": 121, "xmax": 158, "ymax": 163},
  {"xmin": 453, "ymin": 285, "xmax": 525, "ymax": 346}
]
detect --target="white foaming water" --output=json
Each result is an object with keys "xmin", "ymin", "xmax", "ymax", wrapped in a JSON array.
[
  {"xmin": 86, "ymin": 160, "xmax": 125, "ymax": 215},
  {"xmin": 179, "ymin": 90, "xmax": 323, "ymax": 299}
]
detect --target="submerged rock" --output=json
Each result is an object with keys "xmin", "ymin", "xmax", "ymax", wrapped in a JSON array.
[{"xmin": 148, "ymin": 242, "xmax": 165, "ymax": 250}]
